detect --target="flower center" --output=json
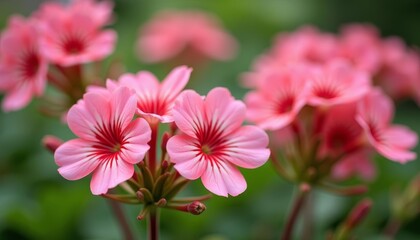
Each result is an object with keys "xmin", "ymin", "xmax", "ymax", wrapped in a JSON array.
[
  {"xmin": 277, "ymin": 96, "xmax": 295, "ymax": 114},
  {"xmin": 201, "ymin": 144, "xmax": 212, "ymax": 155},
  {"xmin": 112, "ymin": 143, "xmax": 122, "ymax": 153},
  {"xmin": 315, "ymin": 87, "xmax": 338, "ymax": 99},
  {"xmin": 63, "ymin": 37, "xmax": 85, "ymax": 54},
  {"xmin": 20, "ymin": 53, "xmax": 40, "ymax": 80}
]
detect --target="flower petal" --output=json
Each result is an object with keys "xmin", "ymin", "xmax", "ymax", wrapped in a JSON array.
[
  {"xmin": 160, "ymin": 65, "xmax": 191, "ymax": 102},
  {"xmin": 120, "ymin": 118, "xmax": 151, "ymax": 164},
  {"xmin": 201, "ymin": 160, "xmax": 246, "ymax": 197},
  {"xmin": 224, "ymin": 126, "xmax": 270, "ymax": 169},
  {"xmin": 55, "ymin": 139, "xmax": 100, "ymax": 180},
  {"xmin": 172, "ymin": 90, "xmax": 206, "ymax": 137},
  {"xmin": 90, "ymin": 159, "xmax": 134, "ymax": 195},
  {"xmin": 205, "ymin": 87, "xmax": 246, "ymax": 135}
]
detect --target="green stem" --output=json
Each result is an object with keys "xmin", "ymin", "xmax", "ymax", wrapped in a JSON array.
[{"xmin": 281, "ymin": 184, "xmax": 310, "ymax": 240}]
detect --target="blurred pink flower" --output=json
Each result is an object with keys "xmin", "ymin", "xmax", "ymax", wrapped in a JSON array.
[
  {"xmin": 338, "ymin": 24, "xmax": 383, "ymax": 74},
  {"xmin": 271, "ymin": 26, "xmax": 338, "ymax": 64},
  {"xmin": 332, "ymin": 149, "xmax": 376, "ymax": 181},
  {"xmin": 0, "ymin": 16, "xmax": 48, "ymax": 111},
  {"xmin": 320, "ymin": 103, "xmax": 363, "ymax": 156},
  {"xmin": 379, "ymin": 37, "xmax": 420, "ymax": 101},
  {"xmin": 356, "ymin": 88, "xmax": 418, "ymax": 163},
  {"xmin": 37, "ymin": 0, "xmax": 116, "ymax": 66},
  {"xmin": 167, "ymin": 88, "xmax": 270, "ymax": 197},
  {"xmin": 245, "ymin": 65, "xmax": 312, "ymax": 130},
  {"xmin": 93, "ymin": 66, "xmax": 192, "ymax": 125},
  {"xmin": 137, "ymin": 10, "xmax": 238, "ymax": 63},
  {"xmin": 308, "ymin": 59, "xmax": 371, "ymax": 107},
  {"xmin": 55, "ymin": 87, "xmax": 151, "ymax": 195}
]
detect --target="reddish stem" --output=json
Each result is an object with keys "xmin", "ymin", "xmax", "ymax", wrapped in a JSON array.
[
  {"xmin": 107, "ymin": 199, "xmax": 135, "ymax": 240},
  {"xmin": 281, "ymin": 184, "xmax": 310, "ymax": 240},
  {"xmin": 148, "ymin": 208, "xmax": 159, "ymax": 240},
  {"xmin": 148, "ymin": 124, "xmax": 159, "ymax": 175}
]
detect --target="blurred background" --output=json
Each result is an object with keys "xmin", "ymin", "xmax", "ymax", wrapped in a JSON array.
[{"xmin": 1, "ymin": 0, "xmax": 420, "ymax": 239}]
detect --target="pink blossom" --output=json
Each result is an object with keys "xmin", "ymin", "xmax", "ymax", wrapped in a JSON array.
[
  {"xmin": 101, "ymin": 66, "xmax": 192, "ymax": 124},
  {"xmin": 137, "ymin": 10, "xmax": 238, "ymax": 63},
  {"xmin": 270, "ymin": 26, "xmax": 338, "ymax": 64},
  {"xmin": 167, "ymin": 88, "xmax": 270, "ymax": 197},
  {"xmin": 379, "ymin": 37, "xmax": 420, "ymax": 101},
  {"xmin": 332, "ymin": 149, "xmax": 376, "ymax": 181},
  {"xmin": 320, "ymin": 103, "xmax": 363, "ymax": 156},
  {"xmin": 356, "ymin": 88, "xmax": 418, "ymax": 163},
  {"xmin": 308, "ymin": 59, "xmax": 371, "ymax": 107},
  {"xmin": 54, "ymin": 87, "xmax": 151, "ymax": 195},
  {"xmin": 338, "ymin": 24, "xmax": 383, "ymax": 74},
  {"xmin": 245, "ymin": 65, "xmax": 312, "ymax": 130},
  {"xmin": 37, "ymin": 0, "xmax": 116, "ymax": 66},
  {"xmin": 0, "ymin": 16, "xmax": 48, "ymax": 111}
]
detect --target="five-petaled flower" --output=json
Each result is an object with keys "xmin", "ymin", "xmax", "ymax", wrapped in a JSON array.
[
  {"xmin": 0, "ymin": 16, "xmax": 48, "ymax": 111},
  {"xmin": 54, "ymin": 86, "xmax": 151, "ymax": 195},
  {"xmin": 167, "ymin": 87, "xmax": 270, "ymax": 197}
]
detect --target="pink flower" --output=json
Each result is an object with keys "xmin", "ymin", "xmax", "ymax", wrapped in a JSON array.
[
  {"xmin": 338, "ymin": 24, "xmax": 383, "ymax": 74},
  {"xmin": 379, "ymin": 37, "xmax": 420, "ymax": 101},
  {"xmin": 167, "ymin": 88, "xmax": 270, "ymax": 197},
  {"xmin": 244, "ymin": 65, "xmax": 312, "ymax": 130},
  {"xmin": 137, "ymin": 10, "xmax": 238, "ymax": 63},
  {"xmin": 103, "ymin": 66, "xmax": 192, "ymax": 124},
  {"xmin": 356, "ymin": 88, "xmax": 418, "ymax": 163},
  {"xmin": 37, "ymin": 0, "xmax": 116, "ymax": 66},
  {"xmin": 54, "ymin": 87, "xmax": 151, "ymax": 195},
  {"xmin": 270, "ymin": 26, "xmax": 338, "ymax": 64},
  {"xmin": 332, "ymin": 149, "xmax": 376, "ymax": 181},
  {"xmin": 0, "ymin": 16, "xmax": 48, "ymax": 111},
  {"xmin": 308, "ymin": 60, "xmax": 371, "ymax": 107},
  {"xmin": 320, "ymin": 103, "xmax": 363, "ymax": 156}
]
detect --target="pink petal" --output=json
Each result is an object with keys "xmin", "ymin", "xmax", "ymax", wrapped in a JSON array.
[
  {"xmin": 224, "ymin": 126, "xmax": 270, "ymax": 169},
  {"xmin": 120, "ymin": 118, "xmax": 151, "ymax": 164},
  {"xmin": 172, "ymin": 90, "xmax": 206, "ymax": 137},
  {"xmin": 55, "ymin": 139, "xmax": 100, "ymax": 180},
  {"xmin": 383, "ymin": 125, "xmax": 418, "ymax": 149},
  {"xmin": 110, "ymin": 87, "xmax": 137, "ymax": 130},
  {"xmin": 85, "ymin": 30, "xmax": 117, "ymax": 60},
  {"xmin": 167, "ymin": 134, "xmax": 200, "ymax": 164},
  {"xmin": 204, "ymin": 87, "xmax": 246, "ymax": 135},
  {"xmin": 160, "ymin": 66, "xmax": 192, "ymax": 102},
  {"xmin": 2, "ymin": 83, "xmax": 33, "ymax": 112},
  {"xmin": 376, "ymin": 144, "xmax": 416, "ymax": 164},
  {"xmin": 67, "ymin": 92, "xmax": 111, "ymax": 140},
  {"xmin": 90, "ymin": 159, "xmax": 135, "ymax": 195},
  {"xmin": 201, "ymin": 160, "xmax": 246, "ymax": 197},
  {"xmin": 358, "ymin": 88, "xmax": 394, "ymax": 127}
]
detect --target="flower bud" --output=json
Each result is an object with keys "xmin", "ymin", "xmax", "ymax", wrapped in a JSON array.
[
  {"xmin": 345, "ymin": 198, "xmax": 372, "ymax": 230},
  {"xmin": 187, "ymin": 201, "xmax": 206, "ymax": 215},
  {"xmin": 42, "ymin": 135, "xmax": 63, "ymax": 153}
]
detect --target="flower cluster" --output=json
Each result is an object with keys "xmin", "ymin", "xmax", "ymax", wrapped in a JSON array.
[
  {"xmin": 244, "ymin": 58, "xmax": 418, "ymax": 186},
  {"xmin": 243, "ymin": 25, "xmax": 420, "ymax": 104},
  {"xmin": 136, "ymin": 10, "xmax": 238, "ymax": 67},
  {"xmin": 52, "ymin": 66, "xmax": 270, "ymax": 215},
  {"xmin": 0, "ymin": 0, "xmax": 116, "ymax": 113}
]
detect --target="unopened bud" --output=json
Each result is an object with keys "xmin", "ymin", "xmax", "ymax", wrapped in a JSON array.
[
  {"xmin": 345, "ymin": 199, "xmax": 372, "ymax": 230},
  {"xmin": 161, "ymin": 132, "xmax": 170, "ymax": 152},
  {"xmin": 187, "ymin": 201, "xmax": 206, "ymax": 215},
  {"xmin": 155, "ymin": 198, "xmax": 167, "ymax": 207},
  {"xmin": 42, "ymin": 135, "xmax": 63, "ymax": 153},
  {"xmin": 136, "ymin": 191, "xmax": 144, "ymax": 201}
]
